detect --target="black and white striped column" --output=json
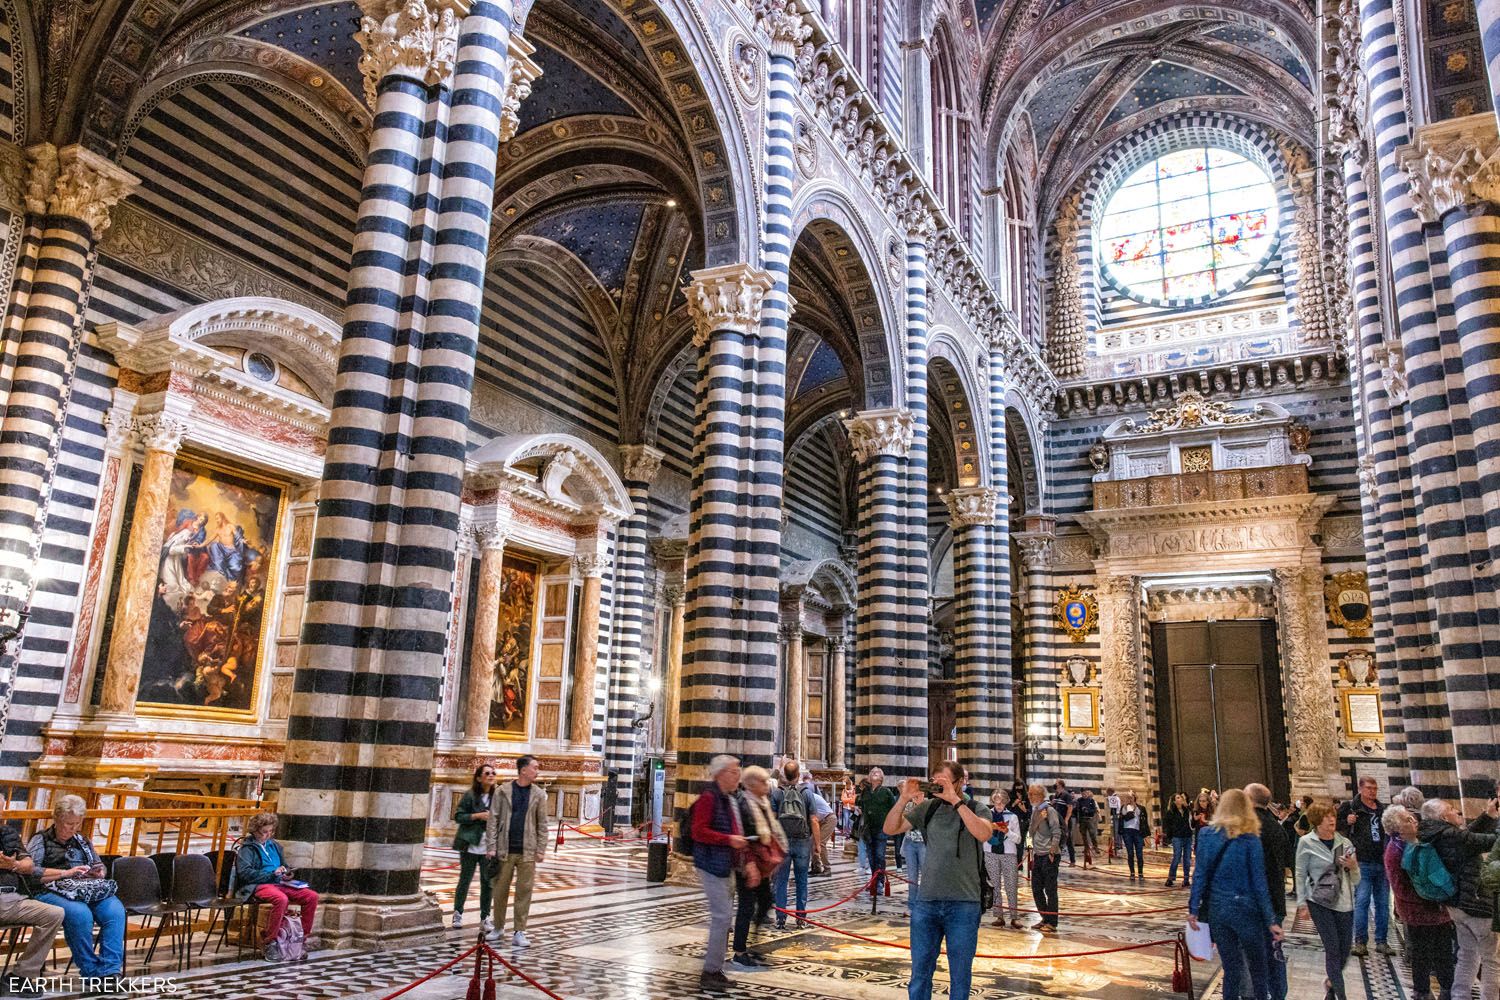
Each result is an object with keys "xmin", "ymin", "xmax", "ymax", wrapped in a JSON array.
[
  {"xmin": 276, "ymin": 0, "xmax": 538, "ymax": 941},
  {"xmin": 845, "ymin": 408, "xmax": 925, "ymax": 776},
  {"xmin": 945, "ymin": 486, "xmax": 1003, "ymax": 792},
  {"xmin": 985, "ymin": 337, "xmax": 1018, "ymax": 776},
  {"xmin": 900, "ymin": 217, "xmax": 933, "ymax": 736}
]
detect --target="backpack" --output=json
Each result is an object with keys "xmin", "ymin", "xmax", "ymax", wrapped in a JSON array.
[
  {"xmin": 777, "ymin": 786, "xmax": 810, "ymax": 840},
  {"xmin": 264, "ymin": 918, "xmax": 305, "ymax": 962},
  {"xmin": 1404, "ymin": 840, "xmax": 1457, "ymax": 903},
  {"xmin": 918, "ymin": 799, "xmax": 992, "ymax": 911}
]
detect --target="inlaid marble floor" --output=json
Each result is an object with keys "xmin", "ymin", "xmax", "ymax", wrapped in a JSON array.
[{"xmin": 42, "ymin": 837, "xmax": 1402, "ymax": 999}]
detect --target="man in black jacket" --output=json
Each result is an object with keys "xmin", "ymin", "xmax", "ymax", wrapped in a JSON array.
[
  {"xmin": 1336, "ymin": 776, "xmax": 1392, "ymax": 956},
  {"xmin": 1418, "ymin": 797, "xmax": 1500, "ymax": 1000},
  {"xmin": 1246, "ymin": 783, "xmax": 1291, "ymax": 1000}
]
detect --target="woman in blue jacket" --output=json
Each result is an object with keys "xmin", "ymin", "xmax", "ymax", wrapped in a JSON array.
[{"xmin": 1188, "ymin": 789, "xmax": 1285, "ymax": 1000}]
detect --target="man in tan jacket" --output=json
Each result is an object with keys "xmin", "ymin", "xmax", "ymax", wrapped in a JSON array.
[{"xmin": 486, "ymin": 754, "xmax": 550, "ymax": 948}]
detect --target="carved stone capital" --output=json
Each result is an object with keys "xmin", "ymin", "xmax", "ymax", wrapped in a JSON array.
[
  {"xmin": 843, "ymin": 408, "xmax": 914, "ymax": 462},
  {"xmin": 899, "ymin": 201, "xmax": 935, "ymax": 244},
  {"xmin": 662, "ymin": 582, "xmax": 685, "ymax": 607},
  {"xmin": 685, "ymin": 263, "xmax": 775, "ymax": 347},
  {"xmin": 25, "ymin": 144, "xmax": 139, "ymax": 239},
  {"xmin": 135, "ymin": 413, "xmax": 191, "ymax": 454},
  {"xmin": 498, "ymin": 34, "xmax": 543, "ymax": 143},
  {"xmin": 354, "ymin": 0, "xmax": 467, "ymax": 110},
  {"xmin": 619, "ymin": 444, "xmax": 665, "ymax": 487},
  {"xmin": 757, "ymin": 0, "xmax": 811, "ymax": 56},
  {"xmin": 943, "ymin": 486, "xmax": 1000, "ymax": 528},
  {"xmin": 572, "ymin": 553, "xmax": 611, "ymax": 578},
  {"xmin": 1400, "ymin": 115, "xmax": 1500, "ymax": 223},
  {"xmin": 1015, "ymin": 532, "xmax": 1055, "ymax": 571},
  {"xmin": 473, "ymin": 521, "xmax": 509, "ymax": 552}
]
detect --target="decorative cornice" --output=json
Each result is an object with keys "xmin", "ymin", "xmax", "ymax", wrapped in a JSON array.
[
  {"xmin": 1055, "ymin": 350, "xmax": 1347, "ymax": 418},
  {"xmin": 498, "ymin": 34, "xmax": 544, "ymax": 144},
  {"xmin": 842, "ymin": 408, "xmax": 914, "ymax": 462},
  {"xmin": 684, "ymin": 263, "xmax": 775, "ymax": 346},
  {"xmin": 25, "ymin": 144, "xmax": 139, "ymax": 239},
  {"xmin": 1399, "ymin": 114, "xmax": 1500, "ymax": 224},
  {"xmin": 943, "ymin": 486, "xmax": 1000, "ymax": 528},
  {"xmin": 354, "ymin": 0, "xmax": 468, "ymax": 110}
]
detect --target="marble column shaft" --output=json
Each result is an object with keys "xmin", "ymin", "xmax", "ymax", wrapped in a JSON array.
[
  {"xmin": 662, "ymin": 583, "xmax": 685, "ymax": 755},
  {"xmin": 463, "ymin": 526, "xmax": 508, "ymax": 741},
  {"xmin": 827, "ymin": 635, "xmax": 847, "ymax": 769},
  {"xmin": 569, "ymin": 557, "xmax": 608, "ymax": 747},
  {"xmin": 783, "ymin": 622, "xmax": 804, "ymax": 760},
  {"xmin": 946, "ymin": 486, "xmax": 1003, "ymax": 791}
]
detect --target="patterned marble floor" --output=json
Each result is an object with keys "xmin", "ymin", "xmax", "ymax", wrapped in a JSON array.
[{"xmin": 32, "ymin": 836, "xmax": 1419, "ymax": 999}]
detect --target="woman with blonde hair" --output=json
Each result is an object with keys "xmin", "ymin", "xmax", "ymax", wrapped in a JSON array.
[{"xmin": 1188, "ymin": 789, "xmax": 1283, "ymax": 1000}]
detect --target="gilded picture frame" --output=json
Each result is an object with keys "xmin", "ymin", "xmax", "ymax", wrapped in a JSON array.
[
  {"xmin": 488, "ymin": 553, "xmax": 542, "ymax": 741},
  {"xmin": 1061, "ymin": 687, "xmax": 1100, "ymax": 735},
  {"xmin": 1057, "ymin": 584, "xmax": 1098, "ymax": 643},
  {"xmin": 1340, "ymin": 688, "xmax": 1384, "ymax": 740}
]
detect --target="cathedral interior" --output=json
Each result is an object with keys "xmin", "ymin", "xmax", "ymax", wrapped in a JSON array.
[{"xmin": 0, "ymin": 0, "xmax": 1496, "ymax": 995}]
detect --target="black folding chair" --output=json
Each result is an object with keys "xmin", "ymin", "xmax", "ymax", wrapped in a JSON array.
[{"xmin": 112, "ymin": 857, "xmax": 189, "ymax": 971}]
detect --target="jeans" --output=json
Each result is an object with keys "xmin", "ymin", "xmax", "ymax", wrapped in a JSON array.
[
  {"xmin": 1210, "ymin": 916, "xmax": 1270, "ymax": 1000},
  {"xmin": 1168, "ymin": 835, "xmax": 1192, "ymax": 884},
  {"xmin": 893, "ymin": 832, "xmax": 906, "ymax": 868},
  {"xmin": 903, "ymin": 839, "xmax": 926, "ymax": 903},
  {"xmin": 773, "ymin": 838, "xmax": 811, "ymax": 924},
  {"xmin": 733, "ymin": 871, "xmax": 772, "ymax": 953},
  {"xmin": 1120, "ymin": 827, "xmax": 1145, "ymax": 875},
  {"xmin": 37, "ymin": 892, "xmax": 125, "ymax": 977},
  {"xmin": 1353, "ymin": 860, "xmax": 1389, "ymax": 944},
  {"xmin": 1448, "ymin": 906, "xmax": 1498, "ymax": 1000},
  {"xmin": 857, "ymin": 837, "xmax": 869, "ymax": 870},
  {"xmin": 909, "ymin": 897, "xmax": 981, "ymax": 1000},
  {"xmin": 1079, "ymin": 819, "xmax": 1099, "ymax": 863},
  {"xmin": 866, "ymin": 830, "xmax": 889, "ymax": 875},
  {"xmin": 454, "ymin": 850, "xmax": 492, "ymax": 920},
  {"xmin": 1030, "ymin": 852, "xmax": 1060, "ymax": 928},
  {"xmin": 1308, "ymin": 901, "xmax": 1354, "ymax": 1000},
  {"xmin": 697, "ymin": 869, "xmax": 732, "ymax": 973},
  {"xmin": 1408, "ymin": 921, "xmax": 1455, "ymax": 998},
  {"xmin": 1268, "ymin": 933, "xmax": 1288, "ymax": 1000},
  {"xmin": 1062, "ymin": 820, "xmax": 1076, "ymax": 863}
]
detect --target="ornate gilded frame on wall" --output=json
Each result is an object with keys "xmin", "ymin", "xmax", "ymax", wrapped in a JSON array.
[
  {"xmin": 1325, "ymin": 570, "xmax": 1373, "ymax": 637},
  {"xmin": 1340, "ymin": 688, "xmax": 1384, "ymax": 741},
  {"xmin": 1061, "ymin": 687, "xmax": 1100, "ymax": 735},
  {"xmin": 1057, "ymin": 584, "xmax": 1098, "ymax": 642}
]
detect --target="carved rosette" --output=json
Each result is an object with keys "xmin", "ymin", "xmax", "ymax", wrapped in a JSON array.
[
  {"xmin": 135, "ymin": 413, "xmax": 191, "ymax": 454},
  {"xmin": 684, "ymin": 263, "xmax": 775, "ymax": 347},
  {"xmin": 1097, "ymin": 575, "xmax": 1147, "ymax": 785},
  {"xmin": 25, "ymin": 143, "xmax": 139, "ymax": 239},
  {"xmin": 843, "ymin": 408, "xmax": 914, "ymax": 463},
  {"xmin": 354, "ymin": 0, "xmax": 464, "ymax": 110},
  {"xmin": 620, "ymin": 444, "xmax": 665, "ymax": 487},
  {"xmin": 1047, "ymin": 191, "xmax": 1087, "ymax": 380},
  {"xmin": 943, "ymin": 486, "xmax": 1000, "ymax": 529},
  {"xmin": 498, "ymin": 35, "xmax": 544, "ymax": 143},
  {"xmin": 1401, "ymin": 116, "xmax": 1500, "ymax": 224}
]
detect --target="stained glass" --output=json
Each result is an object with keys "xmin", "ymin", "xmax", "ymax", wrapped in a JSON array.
[{"xmin": 1098, "ymin": 146, "xmax": 1278, "ymax": 304}]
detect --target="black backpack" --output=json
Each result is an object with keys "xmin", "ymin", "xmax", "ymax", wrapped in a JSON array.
[
  {"xmin": 776, "ymin": 786, "xmax": 810, "ymax": 840},
  {"xmin": 918, "ymin": 799, "xmax": 993, "ymax": 911}
]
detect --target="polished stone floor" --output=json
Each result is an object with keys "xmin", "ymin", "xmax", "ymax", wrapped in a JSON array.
[{"xmin": 45, "ymin": 833, "xmax": 1406, "ymax": 999}]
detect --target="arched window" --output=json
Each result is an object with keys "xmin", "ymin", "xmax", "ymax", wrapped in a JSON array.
[
  {"xmin": 930, "ymin": 22, "xmax": 968, "ymax": 235},
  {"xmin": 1001, "ymin": 158, "xmax": 1028, "ymax": 316}
]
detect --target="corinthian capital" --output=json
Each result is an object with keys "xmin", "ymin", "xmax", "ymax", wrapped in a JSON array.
[
  {"xmin": 135, "ymin": 413, "xmax": 191, "ymax": 454},
  {"xmin": 498, "ymin": 34, "xmax": 544, "ymax": 143},
  {"xmin": 25, "ymin": 144, "xmax": 139, "ymax": 239},
  {"xmin": 1400, "ymin": 114, "xmax": 1500, "ymax": 224},
  {"xmin": 843, "ymin": 408, "xmax": 914, "ymax": 462},
  {"xmin": 685, "ymin": 263, "xmax": 775, "ymax": 347},
  {"xmin": 619, "ymin": 444, "xmax": 665, "ymax": 486},
  {"xmin": 573, "ymin": 553, "xmax": 611, "ymax": 578},
  {"xmin": 943, "ymin": 486, "xmax": 1000, "ymax": 528},
  {"xmin": 1015, "ymin": 532, "xmax": 1055, "ymax": 571},
  {"xmin": 354, "ymin": 0, "xmax": 466, "ymax": 110},
  {"xmin": 758, "ymin": 0, "xmax": 811, "ymax": 56}
]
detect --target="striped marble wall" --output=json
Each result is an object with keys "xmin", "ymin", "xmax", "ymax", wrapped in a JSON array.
[
  {"xmin": 783, "ymin": 423, "xmax": 846, "ymax": 563},
  {"xmin": 0, "ymin": 6, "xmax": 15, "ymax": 144}
]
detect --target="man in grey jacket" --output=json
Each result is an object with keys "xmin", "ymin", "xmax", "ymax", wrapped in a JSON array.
[
  {"xmin": 486, "ymin": 754, "xmax": 550, "ymax": 949},
  {"xmin": 1028, "ymin": 784, "xmax": 1063, "ymax": 931}
]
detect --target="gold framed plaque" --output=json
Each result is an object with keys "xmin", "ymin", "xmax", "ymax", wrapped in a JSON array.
[
  {"xmin": 1340, "ymin": 688, "xmax": 1384, "ymax": 740},
  {"xmin": 1061, "ymin": 687, "xmax": 1100, "ymax": 735}
]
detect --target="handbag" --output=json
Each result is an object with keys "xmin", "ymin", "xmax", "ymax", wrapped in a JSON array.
[
  {"xmin": 50, "ymin": 876, "xmax": 117, "ymax": 904},
  {"xmin": 1310, "ymin": 847, "xmax": 1346, "ymax": 907}
]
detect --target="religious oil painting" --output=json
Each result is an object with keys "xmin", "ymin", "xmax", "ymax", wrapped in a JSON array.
[
  {"xmin": 137, "ymin": 457, "xmax": 284, "ymax": 718},
  {"xmin": 489, "ymin": 554, "xmax": 541, "ymax": 738}
]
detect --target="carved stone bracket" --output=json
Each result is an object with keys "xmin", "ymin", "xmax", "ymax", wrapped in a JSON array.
[
  {"xmin": 843, "ymin": 408, "xmax": 914, "ymax": 462},
  {"xmin": 1399, "ymin": 114, "xmax": 1500, "ymax": 224},
  {"xmin": 943, "ymin": 486, "xmax": 1000, "ymax": 528},
  {"xmin": 684, "ymin": 263, "xmax": 775, "ymax": 346}
]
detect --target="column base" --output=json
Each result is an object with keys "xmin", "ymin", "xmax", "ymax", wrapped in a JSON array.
[
  {"xmin": 1291, "ymin": 771, "xmax": 1345, "ymax": 802},
  {"xmin": 1104, "ymin": 766, "xmax": 1152, "ymax": 798},
  {"xmin": 313, "ymin": 893, "xmax": 445, "ymax": 951}
]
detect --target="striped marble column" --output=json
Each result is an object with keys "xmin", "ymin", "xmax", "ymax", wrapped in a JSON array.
[
  {"xmin": 1360, "ymin": 0, "xmax": 1500, "ymax": 805},
  {"xmin": 984, "ymin": 338, "xmax": 1018, "ymax": 778},
  {"xmin": 945, "ymin": 486, "xmax": 1003, "ymax": 792},
  {"xmin": 604, "ymin": 444, "xmax": 663, "ymax": 825},
  {"xmin": 900, "ymin": 218, "xmax": 933, "ymax": 736},
  {"xmin": 0, "ymin": 145, "xmax": 135, "ymax": 652},
  {"xmin": 276, "ymin": 0, "xmax": 538, "ymax": 944},
  {"xmin": 844, "ymin": 408, "xmax": 924, "ymax": 775},
  {"xmin": 1014, "ymin": 523, "xmax": 1056, "ymax": 777},
  {"xmin": 674, "ymin": 263, "xmax": 776, "ymax": 813}
]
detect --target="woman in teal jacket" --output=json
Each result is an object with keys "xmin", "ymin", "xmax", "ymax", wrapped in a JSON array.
[{"xmin": 452, "ymin": 763, "xmax": 498, "ymax": 930}]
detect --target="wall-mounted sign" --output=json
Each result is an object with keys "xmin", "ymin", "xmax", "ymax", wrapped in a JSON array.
[
  {"xmin": 1340, "ymin": 689, "xmax": 1384, "ymax": 740},
  {"xmin": 1057, "ymin": 584, "xmax": 1098, "ymax": 643},
  {"xmin": 1326, "ymin": 571, "xmax": 1373, "ymax": 637},
  {"xmin": 1062, "ymin": 687, "xmax": 1100, "ymax": 735}
]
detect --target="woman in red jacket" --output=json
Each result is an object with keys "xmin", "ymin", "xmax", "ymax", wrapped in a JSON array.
[{"xmin": 1382, "ymin": 804, "xmax": 1453, "ymax": 1000}]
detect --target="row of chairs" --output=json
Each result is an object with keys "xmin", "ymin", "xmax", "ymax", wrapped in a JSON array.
[{"xmin": 1, "ymin": 846, "xmax": 288, "ymax": 976}]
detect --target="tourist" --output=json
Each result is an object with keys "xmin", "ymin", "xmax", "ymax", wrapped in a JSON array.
[
  {"xmin": 852, "ymin": 776, "xmax": 872, "ymax": 874},
  {"xmin": 1189, "ymin": 789, "xmax": 1283, "ymax": 1000},
  {"xmin": 856, "ymin": 768, "xmax": 896, "ymax": 885},
  {"xmin": 0, "ymin": 802, "xmax": 64, "ymax": 990},
  {"xmin": 1295, "ymin": 801, "xmax": 1361, "ymax": 1000},
  {"xmin": 797, "ymin": 769, "xmax": 836, "ymax": 877},
  {"xmin": 485, "ymin": 754, "xmax": 549, "ymax": 950},
  {"xmin": 451, "ymin": 762, "xmax": 497, "ymax": 931},
  {"xmin": 1247, "ymin": 783, "xmax": 1293, "ymax": 1000},
  {"xmin": 1104, "ymin": 785, "xmax": 1120, "ymax": 860},
  {"xmin": 1009, "ymin": 778, "xmax": 1032, "ymax": 847},
  {"xmin": 900, "ymin": 783, "xmax": 928, "ymax": 907},
  {"xmin": 1027, "ymin": 784, "xmax": 1062, "ymax": 932},
  {"xmin": 1051, "ymin": 780, "xmax": 1077, "ymax": 865},
  {"xmin": 1417, "ymin": 796, "xmax": 1500, "ymax": 1000},
  {"xmin": 771, "ymin": 761, "xmax": 812, "ymax": 928},
  {"xmin": 731, "ymin": 766, "xmax": 785, "ymax": 970},
  {"xmin": 1162, "ymin": 792, "xmax": 1193, "ymax": 886},
  {"xmin": 1115, "ymin": 790, "xmax": 1148, "ymax": 879},
  {"xmin": 1383, "ymin": 804, "xmax": 1454, "ymax": 1000},
  {"xmin": 689, "ymin": 755, "xmax": 747, "ymax": 991},
  {"xmin": 234, "ymin": 810, "xmax": 319, "ymax": 956},
  {"xmin": 986, "ymin": 788, "xmax": 1023, "ymax": 928},
  {"xmin": 1282, "ymin": 795, "xmax": 1312, "ymax": 845},
  {"xmin": 1392, "ymin": 785, "xmax": 1425, "ymax": 812},
  {"xmin": 1336, "ymin": 776, "xmax": 1392, "ymax": 956},
  {"xmin": 883, "ymin": 762, "xmax": 992, "ymax": 1000},
  {"xmin": 839, "ymin": 776, "xmax": 856, "ymax": 836},
  {"xmin": 1075, "ymin": 789, "xmax": 1101, "ymax": 867}
]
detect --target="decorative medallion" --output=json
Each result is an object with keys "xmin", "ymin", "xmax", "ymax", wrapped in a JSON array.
[
  {"xmin": 794, "ymin": 117, "xmax": 817, "ymax": 178},
  {"xmin": 1180, "ymin": 445, "xmax": 1213, "ymax": 473},
  {"xmin": 728, "ymin": 33, "xmax": 763, "ymax": 106},
  {"xmin": 1064, "ymin": 655, "xmax": 1094, "ymax": 686},
  {"xmin": 1325, "ymin": 571, "xmax": 1373, "ymax": 637},
  {"xmin": 1338, "ymin": 649, "xmax": 1377, "ymax": 687},
  {"xmin": 1057, "ymin": 584, "xmax": 1098, "ymax": 643}
]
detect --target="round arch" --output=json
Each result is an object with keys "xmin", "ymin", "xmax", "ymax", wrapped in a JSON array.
[
  {"xmin": 928, "ymin": 330, "xmax": 989, "ymax": 488},
  {"xmin": 469, "ymin": 432, "xmax": 633, "ymax": 521},
  {"xmin": 1003, "ymin": 388, "xmax": 1045, "ymax": 515}
]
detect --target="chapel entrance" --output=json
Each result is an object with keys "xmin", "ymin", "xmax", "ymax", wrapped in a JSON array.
[{"xmin": 1150, "ymin": 619, "xmax": 1291, "ymax": 802}]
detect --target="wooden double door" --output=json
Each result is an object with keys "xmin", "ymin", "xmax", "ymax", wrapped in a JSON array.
[{"xmin": 1151, "ymin": 620, "xmax": 1291, "ymax": 803}]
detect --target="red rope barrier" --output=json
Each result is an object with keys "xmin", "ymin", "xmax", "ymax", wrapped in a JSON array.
[
  {"xmin": 791, "ymin": 911, "xmax": 1180, "ymax": 961},
  {"xmin": 480, "ymin": 941, "xmax": 569, "ymax": 999},
  {"xmin": 886, "ymin": 872, "xmax": 1183, "ymax": 917},
  {"xmin": 376, "ymin": 941, "xmax": 481, "ymax": 1000},
  {"xmin": 770, "ymin": 873, "xmax": 879, "ymax": 917}
]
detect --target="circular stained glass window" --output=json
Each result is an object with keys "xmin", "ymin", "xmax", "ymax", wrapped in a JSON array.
[
  {"xmin": 1097, "ymin": 145, "xmax": 1279, "ymax": 307},
  {"xmin": 245, "ymin": 351, "xmax": 277, "ymax": 383}
]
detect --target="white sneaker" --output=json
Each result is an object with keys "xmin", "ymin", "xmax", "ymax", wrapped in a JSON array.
[
  {"xmin": 451, "ymin": 912, "xmax": 463, "ymax": 929},
  {"xmin": 482, "ymin": 917, "xmax": 495, "ymax": 933},
  {"xmin": 488, "ymin": 924, "xmax": 505, "ymax": 941},
  {"xmin": 512, "ymin": 931, "xmax": 530, "ymax": 949}
]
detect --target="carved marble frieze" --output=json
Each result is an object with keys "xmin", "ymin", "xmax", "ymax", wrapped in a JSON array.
[{"xmin": 1055, "ymin": 350, "xmax": 1347, "ymax": 418}]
